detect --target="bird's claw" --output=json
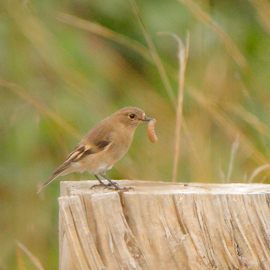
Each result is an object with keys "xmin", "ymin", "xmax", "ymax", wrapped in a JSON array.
[
  {"xmin": 91, "ymin": 181, "xmax": 120, "ymax": 190},
  {"xmin": 91, "ymin": 183, "xmax": 108, "ymax": 189},
  {"xmin": 91, "ymin": 183, "xmax": 134, "ymax": 192},
  {"xmin": 119, "ymin": 186, "xmax": 134, "ymax": 192}
]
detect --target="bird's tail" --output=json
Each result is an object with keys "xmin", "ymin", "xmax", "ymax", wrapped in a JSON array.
[{"xmin": 37, "ymin": 163, "xmax": 70, "ymax": 194}]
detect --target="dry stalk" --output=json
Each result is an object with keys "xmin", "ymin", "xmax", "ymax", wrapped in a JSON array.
[
  {"xmin": 250, "ymin": 0, "xmax": 270, "ymax": 36},
  {"xmin": 0, "ymin": 80, "xmax": 82, "ymax": 139},
  {"xmin": 128, "ymin": 0, "xmax": 176, "ymax": 108},
  {"xmin": 168, "ymin": 33, "xmax": 190, "ymax": 182},
  {"xmin": 179, "ymin": 0, "xmax": 248, "ymax": 72},
  {"xmin": 248, "ymin": 164, "xmax": 270, "ymax": 183},
  {"xmin": 187, "ymin": 85, "xmax": 268, "ymax": 166},
  {"xmin": 56, "ymin": 12, "xmax": 153, "ymax": 64},
  {"xmin": 17, "ymin": 242, "xmax": 45, "ymax": 270},
  {"xmin": 226, "ymin": 134, "xmax": 239, "ymax": 183}
]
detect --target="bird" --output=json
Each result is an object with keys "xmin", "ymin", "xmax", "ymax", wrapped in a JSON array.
[{"xmin": 37, "ymin": 107, "xmax": 153, "ymax": 193}]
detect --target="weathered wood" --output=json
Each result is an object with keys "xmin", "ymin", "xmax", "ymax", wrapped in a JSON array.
[
  {"xmin": 59, "ymin": 181, "xmax": 270, "ymax": 270},
  {"xmin": 59, "ymin": 196, "xmax": 105, "ymax": 270}
]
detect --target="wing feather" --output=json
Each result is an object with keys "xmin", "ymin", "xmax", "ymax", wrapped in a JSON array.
[{"xmin": 38, "ymin": 120, "xmax": 115, "ymax": 193}]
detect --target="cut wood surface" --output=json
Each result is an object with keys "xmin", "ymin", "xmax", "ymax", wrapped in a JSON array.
[{"xmin": 59, "ymin": 180, "xmax": 270, "ymax": 270}]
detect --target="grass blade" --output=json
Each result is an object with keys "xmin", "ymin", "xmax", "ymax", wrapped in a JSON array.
[
  {"xmin": 179, "ymin": 0, "xmax": 248, "ymax": 72},
  {"xmin": 17, "ymin": 242, "xmax": 45, "ymax": 270},
  {"xmin": 161, "ymin": 33, "xmax": 190, "ymax": 182},
  {"xmin": 248, "ymin": 164, "xmax": 270, "ymax": 183},
  {"xmin": 128, "ymin": 0, "xmax": 176, "ymax": 107},
  {"xmin": 226, "ymin": 134, "xmax": 239, "ymax": 183}
]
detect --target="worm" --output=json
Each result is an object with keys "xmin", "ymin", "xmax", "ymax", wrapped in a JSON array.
[{"xmin": 147, "ymin": 118, "xmax": 158, "ymax": 143}]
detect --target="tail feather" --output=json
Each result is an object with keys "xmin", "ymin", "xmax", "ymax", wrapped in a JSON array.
[{"xmin": 37, "ymin": 163, "xmax": 70, "ymax": 194}]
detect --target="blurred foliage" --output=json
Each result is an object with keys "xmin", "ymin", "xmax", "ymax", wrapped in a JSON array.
[{"xmin": 1, "ymin": 0, "xmax": 270, "ymax": 268}]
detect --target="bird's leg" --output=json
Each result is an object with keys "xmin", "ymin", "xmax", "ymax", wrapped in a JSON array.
[
  {"xmin": 91, "ymin": 174, "xmax": 111, "ymax": 189},
  {"xmin": 94, "ymin": 174, "xmax": 107, "ymax": 186},
  {"xmin": 92, "ymin": 174, "xmax": 131, "ymax": 191},
  {"xmin": 101, "ymin": 174, "xmax": 122, "ymax": 190}
]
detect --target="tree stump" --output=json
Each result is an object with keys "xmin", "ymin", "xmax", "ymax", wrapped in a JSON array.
[{"xmin": 58, "ymin": 180, "xmax": 270, "ymax": 270}]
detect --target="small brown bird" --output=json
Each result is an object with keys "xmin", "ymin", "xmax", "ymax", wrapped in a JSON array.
[{"xmin": 37, "ymin": 107, "xmax": 153, "ymax": 193}]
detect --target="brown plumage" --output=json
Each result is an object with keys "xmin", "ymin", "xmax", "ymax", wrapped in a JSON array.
[{"xmin": 37, "ymin": 107, "xmax": 153, "ymax": 193}]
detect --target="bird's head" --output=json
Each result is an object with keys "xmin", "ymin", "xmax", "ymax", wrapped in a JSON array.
[{"xmin": 114, "ymin": 107, "xmax": 152, "ymax": 128}]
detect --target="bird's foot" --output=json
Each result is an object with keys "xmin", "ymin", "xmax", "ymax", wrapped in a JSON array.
[
  {"xmin": 119, "ymin": 186, "xmax": 134, "ymax": 192},
  {"xmin": 109, "ymin": 181, "xmax": 128, "ymax": 190},
  {"xmin": 91, "ymin": 182, "xmax": 111, "ymax": 189},
  {"xmin": 91, "ymin": 181, "xmax": 121, "ymax": 190},
  {"xmin": 91, "ymin": 182, "xmax": 134, "ymax": 192},
  {"xmin": 106, "ymin": 181, "xmax": 134, "ymax": 191}
]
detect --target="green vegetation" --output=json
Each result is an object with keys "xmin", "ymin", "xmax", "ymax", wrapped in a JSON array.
[{"xmin": 1, "ymin": 0, "xmax": 270, "ymax": 268}]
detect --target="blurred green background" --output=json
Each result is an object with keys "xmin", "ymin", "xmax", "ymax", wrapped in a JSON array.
[{"xmin": 1, "ymin": 0, "xmax": 270, "ymax": 268}]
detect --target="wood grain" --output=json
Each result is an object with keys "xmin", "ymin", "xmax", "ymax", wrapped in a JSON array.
[{"xmin": 59, "ymin": 181, "xmax": 270, "ymax": 270}]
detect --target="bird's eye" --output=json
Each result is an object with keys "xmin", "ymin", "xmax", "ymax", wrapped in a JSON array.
[{"xmin": 129, "ymin": 114, "xmax": 136, "ymax": 119}]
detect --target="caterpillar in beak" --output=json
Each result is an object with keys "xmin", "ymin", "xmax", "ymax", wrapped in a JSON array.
[{"xmin": 147, "ymin": 119, "xmax": 158, "ymax": 143}]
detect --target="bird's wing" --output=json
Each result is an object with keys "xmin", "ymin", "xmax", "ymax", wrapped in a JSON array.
[
  {"xmin": 37, "ymin": 120, "xmax": 116, "ymax": 194},
  {"xmin": 55, "ymin": 135, "xmax": 113, "ymax": 173},
  {"xmin": 65, "ymin": 144, "xmax": 95, "ymax": 163},
  {"xmin": 37, "ymin": 131, "xmax": 113, "ymax": 194}
]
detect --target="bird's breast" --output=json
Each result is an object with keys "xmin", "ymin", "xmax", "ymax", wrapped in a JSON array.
[{"xmin": 109, "ymin": 130, "xmax": 135, "ymax": 161}]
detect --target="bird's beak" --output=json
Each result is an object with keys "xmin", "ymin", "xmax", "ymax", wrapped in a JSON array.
[{"xmin": 140, "ymin": 116, "xmax": 152, "ymax": 121}]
